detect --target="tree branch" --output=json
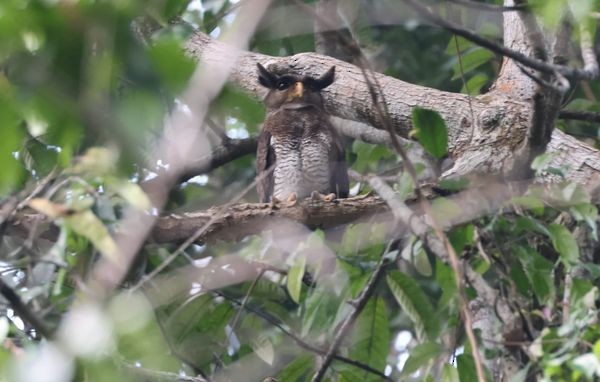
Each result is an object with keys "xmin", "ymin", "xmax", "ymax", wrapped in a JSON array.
[
  {"xmin": 216, "ymin": 291, "xmax": 393, "ymax": 381},
  {"xmin": 559, "ymin": 109, "xmax": 600, "ymax": 123},
  {"xmin": 402, "ymin": 0, "xmax": 597, "ymax": 81},
  {"xmin": 310, "ymin": 252, "xmax": 388, "ymax": 382},
  {"xmin": 447, "ymin": 0, "xmax": 527, "ymax": 12},
  {"xmin": 152, "ymin": 195, "xmax": 388, "ymax": 244},
  {"xmin": 0, "ymin": 278, "xmax": 52, "ymax": 339}
]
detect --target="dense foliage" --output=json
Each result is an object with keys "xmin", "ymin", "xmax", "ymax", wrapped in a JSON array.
[{"xmin": 0, "ymin": 0, "xmax": 599, "ymax": 381}]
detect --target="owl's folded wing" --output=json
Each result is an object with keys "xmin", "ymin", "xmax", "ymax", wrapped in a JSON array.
[
  {"xmin": 329, "ymin": 125, "xmax": 349, "ymax": 198},
  {"xmin": 256, "ymin": 129, "xmax": 276, "ymax": 203}
]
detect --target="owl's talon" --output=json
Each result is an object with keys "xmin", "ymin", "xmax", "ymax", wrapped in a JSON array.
[
  {"xmin": 286, "ymin": 193, "xmax": 298, "ymax": 206},
  {"xmin": 309, "ymin": 191, "xmax": 336, "ymax": 202},
  {"xmin": 323, "ymin": 193, "xmax": 336, "ymax": 202}
]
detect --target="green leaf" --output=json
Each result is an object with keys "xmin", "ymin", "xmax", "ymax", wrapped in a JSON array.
[
  {"xmin": 412, "ymin": 108, "xmax": 448, "ymax": 159},
  {"xmin": 401, "ymin": 342, "xmax": 444, "ymax": 375},
  {"xmin": 438, "ymin": 177, "xmax": 469, "ymax": 192},
  {"xmin": 452, "ymin": 48, "xmax": 494, "ymax": 80},
  {"xmin": 515, "ymin": 246, "xmax": 554, "ymax": 303},
  {"xmin": 531, "ymin": 152, "xmax": 555, "ymax": 174},
  {"xmin": 445, "ymin": 36, "xmax": 474, "ymax": 55},
  {"xmin": 431, "ymin": 197, "xmax": 461, "ymax": 224},
  {"xmin": 456, "ymin": 354, "xmax": 478, "ymax": 382},
  {"xmin": 441, "ymin": 363, "xmax": 460, "ymax": 382},
  {"xmin": 277, "ymin": 354, "xmax": 314, "ymax": 382},
  {"xmin": 163, "ymin": 0, "xmax": 192, "ymax": 20},
  {"xmin": 148, "ymin": 39, "xmax": 196, "ymax": 93},
  {"xmin": 302, "ymin": 278, "xmax": 342, "ymax": 336},
  {"xmin": 451, "ymin": 48, "xmax": 494, "ymax": 80},
  {"xmin": 448, "ymin": 224, "xmax": 474, "ymax": 254},
  {"xmin": 436, "ymin": 260, "xmax": 457, "ymax": 310},
  {"xmin": 0, "ymin": 101, "xmax": 25, "ymax": 195},
  {"xmin": 510, "ymin": 364, "xmax": 530, "ymax": 382},
  {"xmin": 462, "ymin": 73, "xmax": 489, "ymax": 95},
  {"xmin": 413, "ymin": 244, "xmax": 432, "ymax": 277},
  {"xmin": 287, "ymin": 254, "xmax": 306, "ymax": 304},
  {"xmin": 65, "ymin": 210, "xmax": 119, "ymax": 262},
  {"xmin": 510, "ymin": 261, "xmax": 531, "ymax": 297},
  {"xmin": 109, "ymin": 179, "xmax": 152, "ymax": 211},
  {"xmin": 387, "ymin": 271, "xmax": 439, "ymax": 341},
  {"xmin": 511, "ymin": 195, "xmax": 545, "ymax": 216},
  {"xmin": 251, "ymin": 334, "xmax": 274, "ymax": 365},
  {"xmin": 515, "ymin": 216, "xmax": 550, "ymax": 236},
  {"xmin": 0, "ymin": 318, "xmax": 8, "ymax": 344},
  {"xmin": 345, "ymin": 297, "xmax": 390, "ymax": 381},
  {"xmin": 547, "ymin": 224, "xmax": 580, "ymax": 266},
  {"xmin": 570, "ymin": 203, "xmax": 598, "ymax": 240}
]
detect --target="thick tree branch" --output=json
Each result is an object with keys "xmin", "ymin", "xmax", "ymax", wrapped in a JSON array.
[{"xmin": 152, "ymin": 195, "xmax": 388, "ymax": 244}]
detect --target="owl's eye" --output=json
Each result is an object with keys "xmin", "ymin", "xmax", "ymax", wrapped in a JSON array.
[{"xmin": 277, "ymin": 79, "xmax": 292, "ymax": 90}]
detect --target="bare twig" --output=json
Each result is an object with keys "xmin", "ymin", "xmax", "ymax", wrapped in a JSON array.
[
  {"xmin": 447, "ymin": 0, "xmax": 527, "ymax": 12},
  {"xmin": 143, "ymin": 137, "xmax": 257, "ymax": 190},
  {"xmin": 572, "ymin": 7, "xmax": 599, "ymax": 77},
  {"xmin": 403, "ymin": 0, "xmax": 597, "ymax": 81},
  {"xmin": 310, "ymin": 253, "xmax": 388, "ymax": 382},
  {"xmin": 131, "ymin": 165, "xmax": 275, "ymax": 293},
  {"xmin": 558, "ymin": 109, "xmax": 600, "ymax": 123},
  {"xmin": 118, "ymin": 358, "xmax": 208, "ymax": 382},
  {"xmin": 0, "ymin": 278, "xmax": 52, "ymax": 339},
  {"xmin": 368, "ymin": 176, "xmax": 487, "ymax": 382},
  {"xmin": 216, "ymin": 291, "xmax": 393, "ymax": 381}
]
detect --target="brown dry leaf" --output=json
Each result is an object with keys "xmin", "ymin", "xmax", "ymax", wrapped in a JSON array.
[{"xmin": 28, "ymin": 198, "xmax": 70, "ymax": 219}]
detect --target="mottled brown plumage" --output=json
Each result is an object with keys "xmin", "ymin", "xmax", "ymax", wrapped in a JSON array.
[{"xmin": 256, "ymin": 63, "xmax": 349, "ymax": 203}]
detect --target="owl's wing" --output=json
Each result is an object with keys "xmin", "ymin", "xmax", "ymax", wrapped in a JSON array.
[
  {"xmin": 329, "ymin": 123, "xmax": 349, "ymax": 198},
  {"xmin": 256, "ymin": 128, "xmax": 275, "ymax": 203}
]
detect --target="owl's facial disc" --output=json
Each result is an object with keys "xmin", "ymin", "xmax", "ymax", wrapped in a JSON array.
[{"xmin": 286, "ymin": 82, "xmax": 304, "ymax": 101}]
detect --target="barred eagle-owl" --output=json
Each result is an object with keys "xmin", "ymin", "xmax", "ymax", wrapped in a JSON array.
[{"xmin": 255, "ymin": 63, "xmax": 349, "ymax": 203}]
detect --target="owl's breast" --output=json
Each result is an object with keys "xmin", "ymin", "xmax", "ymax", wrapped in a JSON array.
[{"xmin": 266, "ymin": 108, "xmax": 335, "ymax": 200}]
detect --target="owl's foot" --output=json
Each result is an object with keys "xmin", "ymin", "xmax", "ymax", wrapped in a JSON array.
[
  {"xmin": 286, "ymin": 192, "xmax": 298, "ymax": 206},
  {"xmin": 310, "ymin": 191, "xmax": 337, "ymax": 202},
  {"xmin": 270, "ymin": 196, "xmax": 281, "ymax": 209}
]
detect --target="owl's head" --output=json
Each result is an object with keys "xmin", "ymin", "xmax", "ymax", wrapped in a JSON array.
[{"xmin": 257, "ymin": 63, "xmax": 335, "ymax": 110}]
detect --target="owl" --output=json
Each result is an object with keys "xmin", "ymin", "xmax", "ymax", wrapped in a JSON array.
[{"xmin": 255, "ymin": 63, "xmax": 349, "ymax": 204}]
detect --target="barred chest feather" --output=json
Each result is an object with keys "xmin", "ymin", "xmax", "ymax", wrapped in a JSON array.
[{"xmin": 271, "ymin": 132, "xmax": 332, "ymax": 200}]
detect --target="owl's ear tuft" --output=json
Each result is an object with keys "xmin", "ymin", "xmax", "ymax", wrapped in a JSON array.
[
  {"xmin": 313, "ymin": 66, "xmax": 335, "ymax": 90},
  {"xmin": 257, "ymin": 63, "xmax": 278, "ymax": 88}
]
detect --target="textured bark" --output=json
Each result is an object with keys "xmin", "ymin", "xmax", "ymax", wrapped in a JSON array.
[
  {"xmin": 152, "ymin": 195, "xmax": 388, "ymax": 244},
  {"xmin": 183, "ymin": 30, "xmax": 600, "ymax": 183}
]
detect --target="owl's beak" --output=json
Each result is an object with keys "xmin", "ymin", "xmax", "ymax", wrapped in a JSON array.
[{"xmin": 288, "ymin": 82, "xmax": 304, "ymax": 100}]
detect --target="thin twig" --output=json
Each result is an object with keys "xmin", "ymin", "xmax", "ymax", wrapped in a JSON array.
[
  {"xmin": 0, "ymin": 278, "xmax": 52, "ymax": 339},
  {"xmin": 225, "ymin": 269, "xmax": 265, "ymax": 349},
  {"xmin": 572, "ymin": 5, "xmax": 600, "ymax": 77},
  {"xmin": 310, "ymin": 253, "xmax": 388, "ymax": 382},
  {"xmin": 130, "ymin": 166, "xmax": 275, "ymax": 293},
  {"xmin": 403, "ymin": 0, "xmax": 597, "ymax": 81},
  {"xmin": 558, "ymin": 109, "xmax": 600, "ymax": 123},
  {"xmin": 215, "ymin": 291, "xmax": 393, "ymax": 381},
  {"xmin": 447, "ymin": 0, "xmax": 527, "ymax": 12},
  {"xmin": 368, "ymin": 176, "xmax": 487, "ymax": 382}
]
